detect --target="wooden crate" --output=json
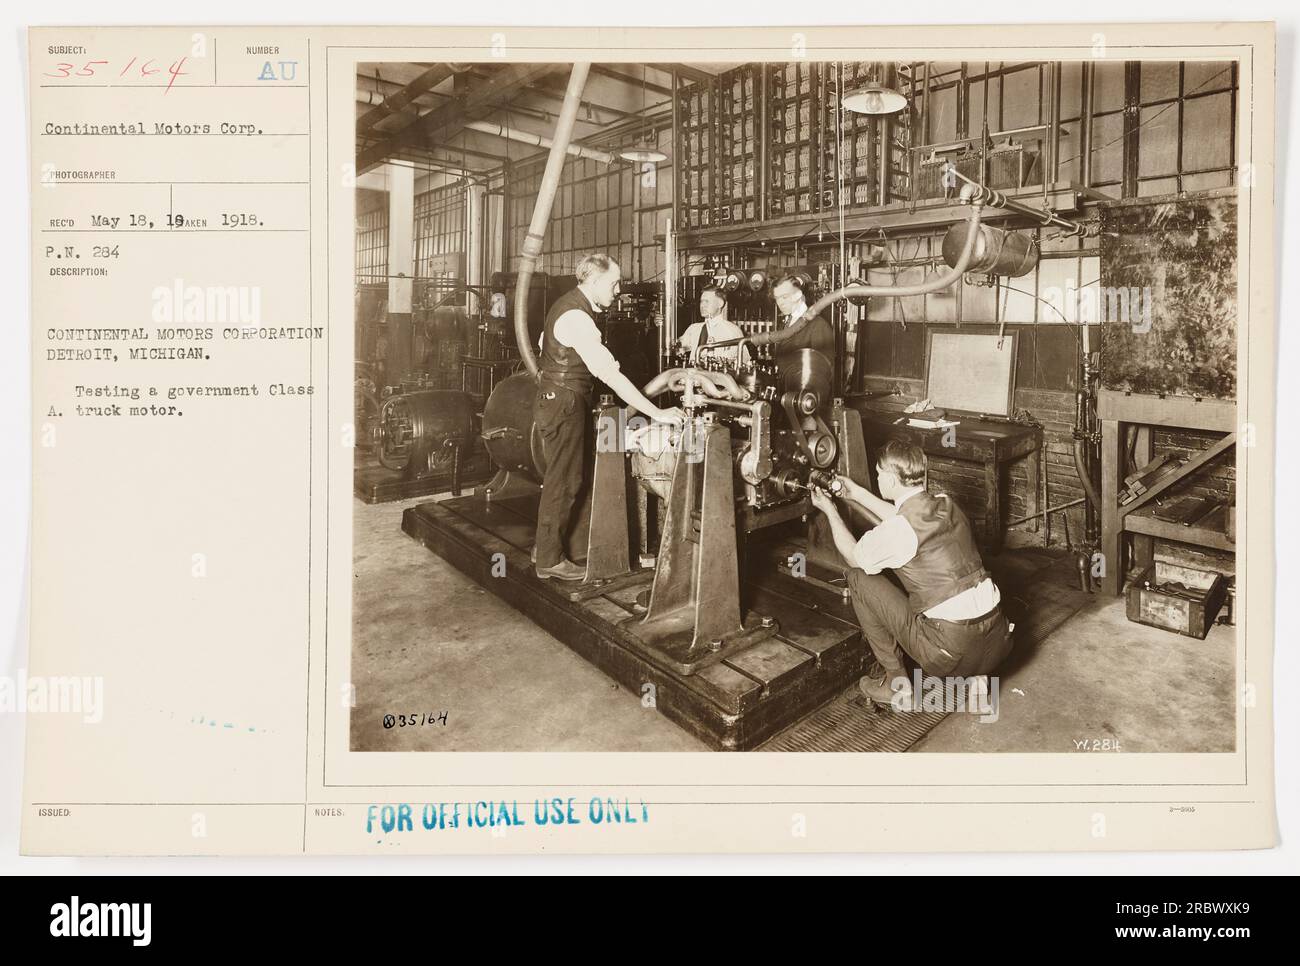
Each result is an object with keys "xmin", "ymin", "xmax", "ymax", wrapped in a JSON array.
[{"xmin": 1126, "ymin": 560, "xmax": 1227, "ymax": 639}]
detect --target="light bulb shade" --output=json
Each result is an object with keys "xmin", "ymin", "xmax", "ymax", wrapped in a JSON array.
[
  {"xmin": 618, "ymin": 147, "xmax": 668, "ymax": 163},
  {"xmin": 841, "ymin": 84, "xmax": 908, "ymax": 115}
]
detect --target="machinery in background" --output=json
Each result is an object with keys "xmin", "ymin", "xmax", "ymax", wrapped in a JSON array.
[
  {"xmin": 599, "ymin": 280, "xmax": 662, "ymax": 394},
  {"xmin": 354, "ymin": 280, "xmax": 514, "ymax": 504},
  {"xmin": 372, "ymin": 390, "xmax": 480, "ymax": 493}
]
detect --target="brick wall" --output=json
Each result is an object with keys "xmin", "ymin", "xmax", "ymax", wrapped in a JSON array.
[{"xmin": 860, "ymin": 375, "xmax": 1091, "ymax": 549}]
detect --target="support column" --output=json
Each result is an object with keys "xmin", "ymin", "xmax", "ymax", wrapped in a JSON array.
[
  {"xmin": 385, "ymin": 162, "xmax": 415, "ymax": 385},
  {"xmin": 465, "ymin": 181, "xmax": 486, "ymax": 315}
]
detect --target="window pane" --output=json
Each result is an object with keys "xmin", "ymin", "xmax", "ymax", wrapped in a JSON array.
[
  {"xmin": 1139, "ymin": 61, "xmax": 1180, "ymax": 103},
  {"xmin": 1138, "ymin": 104, "xmax": 1179, "ymax": 177},
  {"xmin": 1092, "ymin": 61, "xmax": 1126, "ymax": 112},
  {"xmin": 1001, "ymin": 67, "xmax": 1039, "ymax": 129},
  {"xmin": 1037, "ymin": 257, "xmax": 1079, "ymax": 323},
  {"xmin": 1138, "ymin": 176, "xmax": 1178, "ymax": 197},
  {"xmin": 1183, "ymin": 92, "xmax": 1232, "ymax": 171},
  {"xmin": 1184, "ymin": 61, "xmax": 1233, "ymax": 94},
  {"xmin": 1091, "ymin": 111, "xmax": 1124, "ymax": 184},
  {"xmin": 1059, "ymin": 62, "xmax": 1083, "ymax": 119},
  {"xmin": 999, "ymin": 267, "xmax": 1037, "ymax": 323}
]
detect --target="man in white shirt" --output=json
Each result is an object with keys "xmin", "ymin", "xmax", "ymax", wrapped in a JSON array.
[
  {"xmin": 676, "ymin": 286, "xmax": 751, "ymax": 367},
  {"xmin": 532, "ymin": 254, "xmax": 684, "ymax": 581},
  {"xmin": 808, "ymin": 438, "xmax": 1012, "ymax": 709}
]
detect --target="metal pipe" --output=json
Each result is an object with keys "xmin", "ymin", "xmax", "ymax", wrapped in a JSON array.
[
  {"xmin": 948, "ymin": 167, "xmax": 1088, "ymax": 235},
  {"xmin": 745, "ymin": 191, "xmax": 986, "ymax": 348},
  {"xmin": 758, "ymin": 64, "xmax": 769, "ymax": 222},
  {"xmin": 1080, "ymin": 62, "xmax": 1094, "ymax": 187},
  {"xmin": 513, "ymin": 63, "xmax": 591, "ymax": 377},
  {"xmin": 642, "ymin": 367, "xmax": 746, "ymax": 400},
  {"xmin": 695, "ymin": 396, "xmax": 758, "ymax": 412},
  {"xmin": 664, "ymin": 216, "xmax": 676, "ymax": 370},
  {"xmin": 1006, "ymin": 497, "xmax": 1084, "ymax": 529},
  {"xmin": 462, "ymin": 119, "xmax": 615, "ymax": 164},
  {"xmin": 1072, "ymin": 437, "xmax": 1101, "ymax": 527}
]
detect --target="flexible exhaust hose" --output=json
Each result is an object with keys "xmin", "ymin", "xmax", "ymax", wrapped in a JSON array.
[
  {"xmin": 514, "ymin": 64, "xmax": 592, "ymax": 377},
  {"xmin": 746, "ymin": 193, "xmax": 986, "ymax": 348}
]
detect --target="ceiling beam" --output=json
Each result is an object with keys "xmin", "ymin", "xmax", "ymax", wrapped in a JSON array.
[
  {"xmin": 356, "ymin": 64, "xmax": 460, "ymax": 137},
  {"xmin": 529, "ymin": 74, "xmax": 637, "ymax": 119},
  {"xmin": 650, "ymin": 63, "xmax": 714, "ymax": 86},
  {"xmin": 357, "ymin": 62, "xmax": 555, "ymax": 172},
  {"xmin": 589, "ymin": 64, "xmax": 673, "ymax": 97}
]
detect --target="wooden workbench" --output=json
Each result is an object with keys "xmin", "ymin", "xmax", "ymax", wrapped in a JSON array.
[{"xmin": 850, "ymin": 401, "xmax": 1042, "ymax": 555}]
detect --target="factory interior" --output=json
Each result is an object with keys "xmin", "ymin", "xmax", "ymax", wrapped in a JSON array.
[{"xmin": 352, "ymin": 60, "xmax": 1238, "ymax": 753}]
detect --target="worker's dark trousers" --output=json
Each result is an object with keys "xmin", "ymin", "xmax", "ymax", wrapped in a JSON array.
[
  {"xmin": 533, "ymin": 384, "xmax": 590, "ymax": 569},
  {"xmin": 845, "ymin": 569, "xmax": 1013, "ymax": 679}
]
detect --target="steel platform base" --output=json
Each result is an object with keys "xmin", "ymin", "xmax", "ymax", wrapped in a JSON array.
[
  {"xmin": 354, "ymin": 453, "xmax": 494, "ymax": 504},
  {"xmin": 401, "ymin": 495, "xmax": 868, "ymax": 750}
]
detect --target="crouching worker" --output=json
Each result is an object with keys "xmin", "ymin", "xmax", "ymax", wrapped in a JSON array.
[{"xmin": 807, "ymin": 439, "xmax": 1012, "ymax": 710}]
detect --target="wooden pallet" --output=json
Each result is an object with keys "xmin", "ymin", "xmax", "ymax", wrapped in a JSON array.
[{"xmin": 401, "ymin": 495, "xmax": 868, "ymax": 750}]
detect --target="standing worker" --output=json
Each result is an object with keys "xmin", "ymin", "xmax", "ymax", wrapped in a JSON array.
[
  {"xmin": 771, "ymin": 274, "xmax": 835, "ymax": 367},
  {"xmin": 676, "ymin": 285, "xmax": 751, "ymax": 367},
  {"xmin": 533, "ymin": 254, "xmax": 684, "ymax": 581}
]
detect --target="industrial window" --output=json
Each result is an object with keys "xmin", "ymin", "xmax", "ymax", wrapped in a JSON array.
[
  {"xmin": 355, "ymin": 205, "xmax": 389, "ymax": 285},
  {"xmin": 912, "ymin": 62, "xmax": 1047, "ymax": 203},
  {"xmin": 1136, "ymin": 61, "xmax": 1237, "ymax": 195},
  {"xmin": 412, "ymin": 183, "xmax": 466, "ymax": 289},
  {"xmin": 1059, "ymin": 60, "xmax": 1238, "ymax": 198},
  {"xmin": 506, "ymin": 129, "xmax": 669, "ymax": 283}
]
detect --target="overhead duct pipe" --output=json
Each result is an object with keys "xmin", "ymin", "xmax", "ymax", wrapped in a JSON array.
[
  {"xmin": 514, "ymin": 63, "xmax": 592, "ymax": 376},
  {"xmin": 948, "ymin": 167, "xmax": 1091, "ymax": 237},
  {"xmin": 462, "ymin": 119, "xmax": 615, "ymax": 165},
  {"xmin": 741, "ymin": 187, "xmax": 988, "ymax": 350}
]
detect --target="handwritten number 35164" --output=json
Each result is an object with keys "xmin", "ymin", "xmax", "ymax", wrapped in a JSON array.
[{"xmin": 45, "ymin": 57, "xmax": 189, "ymax": 93}]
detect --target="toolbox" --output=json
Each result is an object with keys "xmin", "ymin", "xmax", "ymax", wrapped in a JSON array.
[{"xmin": 1126, "ymin": 560, "xmax": 1228, "ymax": 640}]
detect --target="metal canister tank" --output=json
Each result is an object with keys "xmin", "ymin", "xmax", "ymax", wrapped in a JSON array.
[{"xmin": 479, "ymin": 371, "xmax": 547, "ymax": 486}]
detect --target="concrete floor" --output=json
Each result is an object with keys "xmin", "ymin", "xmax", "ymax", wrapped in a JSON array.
[{"xmin": 352, "ymin": 494, "xmax": 1236, "ymax": 754}]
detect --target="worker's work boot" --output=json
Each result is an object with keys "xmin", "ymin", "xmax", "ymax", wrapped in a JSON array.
[
  {"xmin": 535, "ymin": 558, "xmax": 587, "ymax": 581},
  {"xmin": 858, "ymin": 664, "xmax": 914, "ymax": 711}
]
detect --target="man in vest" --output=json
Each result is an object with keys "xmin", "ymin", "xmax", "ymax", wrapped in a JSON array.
[
  {"xmin": 676, "ymin": 285, "xmax": 751, "ymax": 367},
  {"xmin": 808, "ymin": 438, "xmax": 1013, "ymax": 708},
  {"xmin": 772, "ymin": 274, "xmax": 835, "ymax": 369},
  {"xmin": 533, "ymin": 253, "xmax": 685, "ymax": 581}
]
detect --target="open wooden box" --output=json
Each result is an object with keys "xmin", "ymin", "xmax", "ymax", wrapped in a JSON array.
[{"xmin": 1126, "ymin": 560, "xmax": 1227, "ymax": 640}]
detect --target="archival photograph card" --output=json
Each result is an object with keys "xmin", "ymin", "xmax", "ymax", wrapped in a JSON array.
[{"xmin": 19, "ymin": 21, "xmax": 1277, "ymax": 855}]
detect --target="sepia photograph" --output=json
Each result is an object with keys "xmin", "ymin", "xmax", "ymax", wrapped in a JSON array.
[
  {"xmin": 349, "ymin": 57, "xmax": 1242, "ymax": 753},
  {"xmin": 10, "ymin": 9, "xmax": 1289, "ymax": 872}
]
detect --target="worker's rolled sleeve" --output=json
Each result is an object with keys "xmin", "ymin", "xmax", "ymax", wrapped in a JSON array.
[{"xmin": 851, "ymin": 514, "xmax": 919, "ymax": 574}]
